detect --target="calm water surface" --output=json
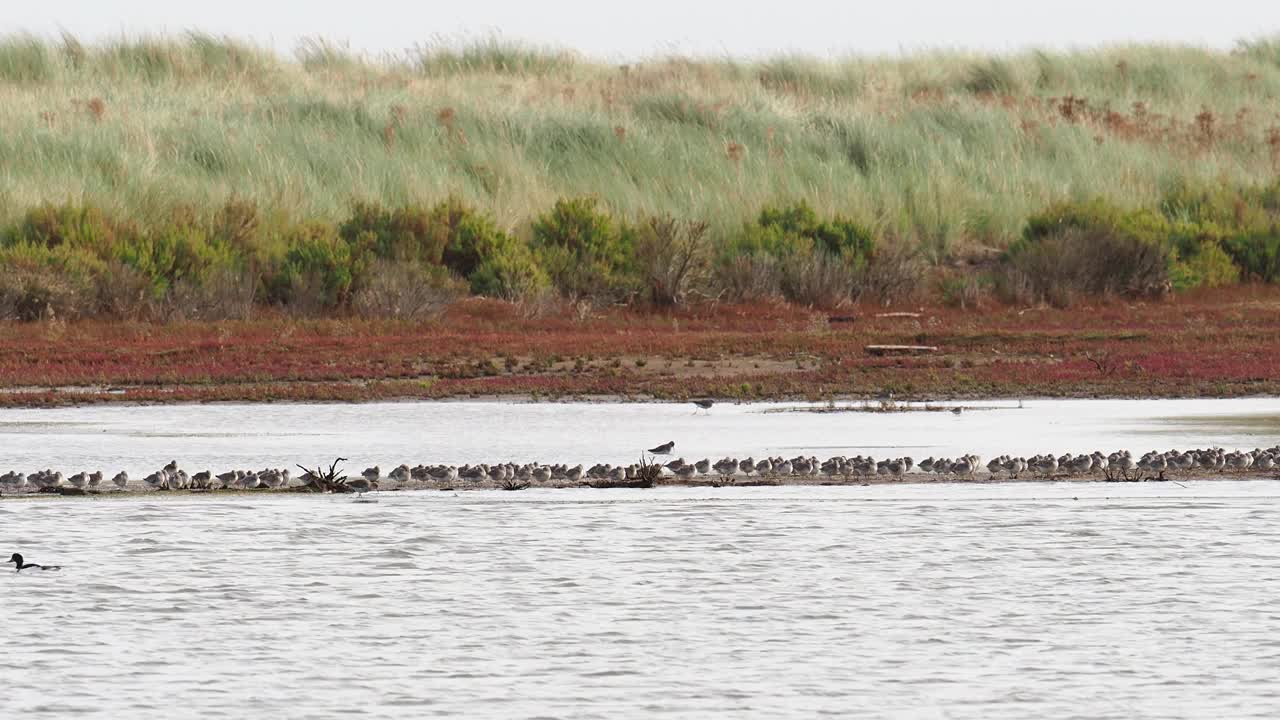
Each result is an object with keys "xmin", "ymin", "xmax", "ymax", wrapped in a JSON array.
[
  {"xmin": 0, "ymin": 397, "xmax": 1277, "ymax": 476},
  {"xmin": 4, "ymin": 483, "xmax": 1280, "ymax": 718},
  {"xmin": 3, "ymin": 399, "xmax": 1280, "ymax": 717}
]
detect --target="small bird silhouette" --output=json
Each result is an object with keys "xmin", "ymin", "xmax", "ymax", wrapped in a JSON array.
[
  {"xmin": 648, "ymin": 441, "xmax": 675, "ymax": 455},
  {"xmin": 10, "ymin": 553, "xmax": 61, "ymax": 572}
]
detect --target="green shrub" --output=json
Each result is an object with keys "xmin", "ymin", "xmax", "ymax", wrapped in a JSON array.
[
  {"xmin": 339, "ymin": 201, "xmax": 448, "ymax": 267},
  {"xmin": 1, "ymin": 207, "xmax": 125, "ymax": 317},
  {"xmin": 268, "ymin": 222, "xmax": 361, "ymax": 309},
  {"xmin": 2, "ymin": 202, "xmax": 252, "ymax": 306},
  {"xmin": 469, "ymin": 246, "xmax": 548, "ymax": 300},
  {"xmin": 1166, "ymin": 220, "xmax": 1239, "ymax": 289},
  {"xmin": 1222, "ymin": 231, "xmax": 1280, "ymax": 282},
  {"xmin": 115, "ymin": 210, "xmax": 243, "ymax": 296},
  {"xmin": 1160, "ymin": 180, "xmax": 1280, "ymax": 283},
  {"xmin": 722, "ymin": 201, "xmax": 877, "ymax": 305},
  {"xmin": 339, "ymin": 197, "xmax": 545, "ymax": 300},
  {"xmin": 432, "ymin": 197, "xmax": 496, "ymax": 277},
  {"xmin": 3, "ymin": 203, "xmax": 123, "ymax": 254},
  {"xmin": 532, "ymin": 197, "xmax": 636, "ymax": 300},
  {"xmin": 1172, "ymin": 241, "xmax": 1241, "ymax": 288},
  {"xmin": 0, "ymin": 237, "xmax": 105, "ymax": 278},
  {"xmin": 1023, "ymin": 198, "xmax": 1171, "ymax": 247},
  {"xmin": 730, "ymin": 222, "xmax": 810, "ymax": 260},
  {"xmin": 423, "ymin": 198, "xmax": 543, "ymax": 298},
  {"xmin": 738, "ymin": 201, "xmax": 875, "ymax": 266},
  {"xmin": 211, "ymin": 197, "xmax": 264, "ymax": 251}
]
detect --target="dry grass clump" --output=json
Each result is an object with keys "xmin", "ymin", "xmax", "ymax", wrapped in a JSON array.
[
  {"xmin": 352, "ymin": 262, "xmax": 466, "ymax": 320},
  {"xmin": 635, "ymin": 215, "xmax": 711, "ymax": 306},
  {"xmin": 279, "ymin": 272, "xmax": 336, "ymax": 319},
  {"xmin": 164, "ymin": 268, "xmax": 258, "ymax": 322},
  {"xmin": 0, "ymin": 269, "xmax": 86, "ymax": 321},
  {"xmin": 778, "ymin": 252, "xmax": 857, "ymax": 308},
  {"xmin": 715, "ymin": 255, "xmax": 781, "ymax": 303},
  {"xmin": 858, "ymin": 244, "xmax": 925, "ymax": 306},
  {"xmin": 999, "ymin": 226, "xmax": 1170, "ymax": 307}
]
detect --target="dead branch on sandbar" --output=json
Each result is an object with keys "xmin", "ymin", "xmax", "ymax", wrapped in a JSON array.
[
  {"xmin": 499, "ymin": 476, "xmax": 530, "ymax": 491},
  {"xmin": 295, "ymin": 457, "xmax": 358, "ymax": 493}
]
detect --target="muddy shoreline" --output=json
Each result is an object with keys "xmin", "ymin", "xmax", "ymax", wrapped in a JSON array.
[{"xmin": 2, "ymin": 289, "xmax": 1280, "ymax": 407}]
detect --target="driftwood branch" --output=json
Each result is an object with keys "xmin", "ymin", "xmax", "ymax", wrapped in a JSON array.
[
  {"xmin": 295, "ymin": 457, "xmax": 354, "ymax": 493},
  {"xmin": 498, "ymin": 475, "xmax": 530, "ymax": 491},
  {"xmin": 1085, "ymin": 351, "xmax": 1120, "ymax": 376}
]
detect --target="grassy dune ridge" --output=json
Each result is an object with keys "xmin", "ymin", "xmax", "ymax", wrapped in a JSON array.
[
  {"xmin": 2, "ymin": 33, "xmax": 1279, "ymax": 243},
  {"xmin": 1, "ymin": 33, "xmax": 1280, "ymax": 319}
]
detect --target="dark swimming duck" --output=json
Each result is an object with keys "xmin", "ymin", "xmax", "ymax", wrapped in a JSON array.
[{"xmin": 10, "ymin": 553, "xmax": 60, "ymax": 572}]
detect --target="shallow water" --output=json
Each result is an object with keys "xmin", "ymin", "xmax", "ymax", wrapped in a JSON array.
[
  {"xmin": 0, "ymin": 397, "xmax": 1278, "ymax": 477},
  {"xmin": 4, "ymin": 399, "xmax": 1280, "ymax": 716},
  {"xmin": 5, "ymin": 483, "xmax": 1280, "ymax": 718}
]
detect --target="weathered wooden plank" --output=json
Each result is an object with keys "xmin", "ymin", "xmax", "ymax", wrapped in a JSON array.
[{"xmin": 865, "ymin": 344, "xmax": 938, "ymax": 356}]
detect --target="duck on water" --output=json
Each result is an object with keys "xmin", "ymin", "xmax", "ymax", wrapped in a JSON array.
[{"xmin": 10, "ymin": 553, "xmax": 60, "ymax": 572}]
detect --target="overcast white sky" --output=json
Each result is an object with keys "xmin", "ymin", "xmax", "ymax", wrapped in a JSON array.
[{"xmin": 4, "ymin": 1, "xmax": 1277, "ymax": 59}]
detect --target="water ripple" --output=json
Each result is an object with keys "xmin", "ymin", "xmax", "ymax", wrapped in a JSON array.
[{"xmin": 3, "ymin": 483, "xmax": 1280, "ymax": 718}]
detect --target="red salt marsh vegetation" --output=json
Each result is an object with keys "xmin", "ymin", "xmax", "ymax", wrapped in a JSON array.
[{"xmin": 1, "ymin": 286, "xmax": 1278, "ymax": 407}]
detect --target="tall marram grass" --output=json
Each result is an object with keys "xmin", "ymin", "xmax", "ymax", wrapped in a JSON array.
[{"xmin": 3, "ymin": 33, "xmax": 1280, "ymax": 254}]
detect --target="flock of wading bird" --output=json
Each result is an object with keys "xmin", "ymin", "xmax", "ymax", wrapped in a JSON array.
[{"xmin": 1, "ymin": 444, "xmax": 1279, "ymax": 495}]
